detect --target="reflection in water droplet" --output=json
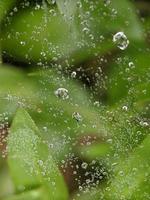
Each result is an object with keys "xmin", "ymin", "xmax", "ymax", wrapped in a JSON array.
[{"xmin": 113, "ymin": 32, "xmax": 129, "ymax": 50}]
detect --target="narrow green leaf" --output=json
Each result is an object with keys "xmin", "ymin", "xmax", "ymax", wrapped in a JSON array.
[{"xmin": 7, "ymin": 108, "xmax": 68, "ymax": 200}]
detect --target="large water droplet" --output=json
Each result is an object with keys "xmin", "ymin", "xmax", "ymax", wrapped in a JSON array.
[
  {"xmin": 54, "ymin": 88, "xmax": 69, "ymax": 100},
  {"xmin": 113, "ymin": 32, "xmax": 129, "ymax": 50}
]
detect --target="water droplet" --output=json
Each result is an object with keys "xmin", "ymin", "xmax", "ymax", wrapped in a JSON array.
[
  {"xmin": 71, "ymin": 71, "xmax": 77, "ymax": 78},
  {"xmin": 107, "ymin": 138, "xmax": 113, "ymax": 144},
  {"xmin": 52, "ymin": 181, "xmax": 56, "ymax": 186},
  {"xmin": 82, "ymin": 27, "xmax": 89, "ymax": 34},
  {"xmin": 72, "ymin": 112, "xmax": 82, "ymax": 122},
  {"xmin": 20, "ymin": 41, "xmax": 26, "ymax": 46},
  {"xmin": 86, "ymin": 179, "xmax": 90, "ymax": 184},
  {"xmin": 128, "ymin": 62, "xmax": 135, "ymax": 68},
  {"xmin": 38, "ymin": 160, "xmax": 43, "ymax": 166},
  {"xmin": 104, "ymin": 0, "xmax": 111, "ymax": 6},
  {"xmin": 93, "ymin": 101, "xmax": 100, "ymax": 107},
  {"xmin": 37, "ymin": 108, "xmax": 42, "ymax": 113},
  {"xmin": 13, "ymin": 7, "xmax": 18, "ymax": 12},
  {"xmin": 79, "ymin": 186, "xmax": 83, "ymax": 191},
  {"xmin": 112, "ymin": 162, "xmax": 117, "ymax": 166},
  {"xmin": 81, "ymin": 162, "xmax": 88, "ymax": 169},
  {"xmin": 122, "ymin": 105, "xmax": 128, "ymax": 111},
  {"xmin": 140, "ymin": 121, "xmax": 149, "ymax": 127},
  {"xmin": 43, "ymin": 126, "xmax": 48, "ymax": 132},
  {"xmin": 54, "ymin": 88, "xmax": 69, "ymax": 100},
  {"xmin": 47, "ymin": 0, "xmax": 56, "ymax": 5},
  {"xmin": 119, "ymin": 170, "xmax": 124, "ymax": 176},
  {"xmin": 113, "ymin": 32, "xmax": 129, "ymax": 50}
]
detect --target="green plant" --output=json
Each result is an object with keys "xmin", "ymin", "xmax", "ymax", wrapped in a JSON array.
[{"xmin": 0, "ymin": 0, "xmax": 149, "ymax": 199}]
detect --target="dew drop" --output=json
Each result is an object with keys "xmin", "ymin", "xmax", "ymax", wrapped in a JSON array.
[
  {"xmin": 20, "ymin": 41, "xmax": 26, "ymax": 46},
  {"xmin": 81, "ymin": 162, "xmax": 88, "ymax": 169},
  {"xmin": 54, "ymin": 88, "xmax": 69, "ymax": 100},
  {"xmin": 71, "ymin": 71, "xmax": 77, "ymax": 78},
  {"xmin": 104, "ymin": 0, "xmax": 111, "ymax": 6},
  {"xmin": 119, "ymin": 170, "xmax": 124, "ymax": 176},
  {"xmin": 38, "ymin": 160, "xmax": 43, "ymax": 166},
  {"xmin": 113, "ymin": 32, "xmax": 129, "ymax": 50},
  {"xmin": 72, "ymin": 112, "xmax": 83, "ymax": 122},
  {"xmin": 122, "ymin": 105, "xmax": 128, "ymax": 111},
  {"xmin": 93, "ymin": 101, "xmax": 100, "ymax": 107},
  {"xmin": 47, "ymin": 0, "xmax": 56, "ymax": 4},
  {"xmin": 128, "ymin": 61, "xmax": 135, "ymax": 68}
]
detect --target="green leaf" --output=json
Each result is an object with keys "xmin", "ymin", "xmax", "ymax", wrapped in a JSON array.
[
  {"xmin": 103, "ymin": 134, "xmax": 150, "ymax": 199},
  {"xmin": 1, "ymin": 0, "xmax": 144, "ymax": 65},
  {"xmin": 56, "ymin": 0, "xmax": 77, "ymax": 21},
  {"xmin": 107, "ymin": 49, "xmax": 150, "ymax": 105},
  {"xmin": 7, "ymin": 108, "xmax": 68, "ymax": 200},
  {"xmin": 74, "ymin": 135, "xmax": 150, "ymax": 200},
  {"xmin": 77, "ymin": 143, "xmax": 111, "ymax": 160},
  {"xmin": 0, "ymin": 165, "xmax": 14, "ymax": 199},
  {"xmin": 3, "ymin": 187, "xmax": 50, "ymax": 200},
  {"xmin": 0, "ymin": 65, "xmax": 106, "ymax": 163},
  {"xmin": 0, "ymin": 0, "xmax": 16, "ymax": 22},
  {"xmin": 0, "ymin": 64, "xmax": 38, "ymax": 118},
  {"xmin": 108, "ymin": 0, "xmax": 143, "ymax": 40},
  {"xmin": 27, "ymin": 69, "xmax": 107, "ymax": 161},
  {"xmin": 1, "ymin": 8, "xmax": 76, "ymax": 63}
]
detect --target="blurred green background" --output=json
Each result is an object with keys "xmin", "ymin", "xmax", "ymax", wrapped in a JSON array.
[{"xmin": 0, "ymin": 0, "xmax": 150, "ymax": 199}]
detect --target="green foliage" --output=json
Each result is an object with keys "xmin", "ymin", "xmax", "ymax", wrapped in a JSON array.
[
  {"xmin": 75, "ymin": 134, "xmax": 150, "ymax": 200},
  {"xmin": 104, "ymin": 134, "xmax": 150, "ymax": 200},
  {"xmin": 0, "ymin": 0, "xmax": 16, "ymax": 22},
  {"xmin": 1, "ymin": 0, "xmax": 144, "ymax": 64},
  {"xmin": 7, "ymin": 108, "xmax": 68, "ymax": 200},
  {"xmin": 0, "ymin": 64, "xmax": 105, "ymax": 162},
  {"xmin": 0, "ymin": 0, "xmax": 150, "ymax": 199},
  {"xmin": 77, "ymin": 142, "xmax": 111, "ymax": 160}
]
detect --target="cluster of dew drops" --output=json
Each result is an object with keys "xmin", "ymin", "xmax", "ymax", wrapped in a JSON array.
[
  {"xmin": 1, "ymin": 0, "xmax": 149, "ymax": 198},
  {"xmin": 3, "ymin": 0, "xmax": 128, "ymax": 191},
  {"xmin": 53, "ymin": 28, "xmax": 130, "ymax": 195},
  {"xmin": 54, "ymin": 31, "xmax": 129, "ymax": 120}
]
